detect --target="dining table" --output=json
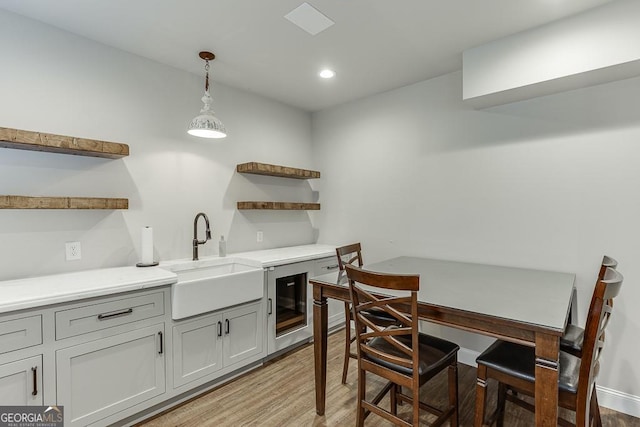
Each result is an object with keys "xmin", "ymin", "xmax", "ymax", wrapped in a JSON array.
[{"xmin": 309, "ymin": 256, "xmax": 575, "ymax": 426}]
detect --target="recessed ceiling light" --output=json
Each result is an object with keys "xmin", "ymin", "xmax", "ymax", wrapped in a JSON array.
[{"xmin": 319, "ymin": 69, "xmax": 336, "ymax": 79}]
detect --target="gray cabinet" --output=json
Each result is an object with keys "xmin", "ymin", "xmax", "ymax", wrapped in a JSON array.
[
  {"xmin": 172, "ymin": 300, "xmax": 264, "ymax": 389},
  {"xmin": 0, "ymin": 355, "xmax": 42, "ymax": 406},
  {"xmin": 0, "ymin": 314, "xmax": 43, "ymax": 406},
  {"xmin": 56, "ymin": 323, "xmax": 165, "ymax": 426},
  {"xmin": 223, "ymin": 301, "xmax": 263, "ymax": 367},
  {"xmin": 53, "ymin": 289, "xmax": 167, "ymax": 426},
  {"xmin": 172, "ymin": 312, "xmax": 223, "ymax": 388}
]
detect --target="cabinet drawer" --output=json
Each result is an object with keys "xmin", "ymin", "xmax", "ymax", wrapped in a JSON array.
[
  {"xmin": 56, "ymin": 292, "xmax": 164, "ymax": 340},
  {"xmin": 314, "ymin": 256, "xmax": 340, "ymax": 275},
  {"xmin": 0, "ymin": 315, "xmax": 42, "ymax": 354}
]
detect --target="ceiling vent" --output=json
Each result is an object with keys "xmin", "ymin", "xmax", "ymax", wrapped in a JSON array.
[{"xmin": 285, "ymin": 2, "xmax": 335, "ymax": 36}]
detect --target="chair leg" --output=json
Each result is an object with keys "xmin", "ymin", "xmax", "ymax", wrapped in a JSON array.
[
  {"xmin": 449, "ymin": 360, "xmax": 459, "ymax": 427},
  {"xmin": 390, "ymin": 384, "xmax": 398, "ymax": 416},
  {"xmin": 474, "ymin": 364, "xmax": 488, "ymax": 427},
  {"xmin": 590, "ymin": 387, "xmax": 602, "ymax": 427},
  {"xmin": 342, "ymin": 302, "xmax": 352, "ymax": 384},
  {"xmin": 413, "ymin": 383, "xmax": 420, "ymax": 427},
  {"xmin": 496, "ymin": 382, "xmax": 507, "ymax": 427},
  {"xmin": 357, "ymin": 368, "xmax": 366, "ymax": 427}
]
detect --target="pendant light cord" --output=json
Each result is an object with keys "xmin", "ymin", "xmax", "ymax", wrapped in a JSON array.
[{"xmin": 204, "ymin": 60, "xmax": 210, "ymax": 94}]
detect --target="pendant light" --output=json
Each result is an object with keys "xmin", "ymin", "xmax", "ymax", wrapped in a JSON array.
[{"xmin": 188, "ymin": 51, "xmax": 227, "ymax": 139}]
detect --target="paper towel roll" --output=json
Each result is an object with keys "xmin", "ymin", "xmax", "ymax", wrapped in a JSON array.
[{"xmin": 141, "ymin": 226, "xmax": 154, "ymax": 264}]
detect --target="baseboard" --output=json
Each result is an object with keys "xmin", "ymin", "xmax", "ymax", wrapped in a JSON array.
[
  {"xmin": 457, "ymin": 346, "xmax": 479, "ymax": 368},
  {"xmin": 457, "ymin": 347, "xmax": 640, "ymax": 419},
  {"xmin": 596, "ymin": 385, "xmax": 640, "ymax": 418}
]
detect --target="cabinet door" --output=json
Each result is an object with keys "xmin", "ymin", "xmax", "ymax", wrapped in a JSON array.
[
  {"xmin": 172, "ymin": 313, "xmax": 223, "ymax": 388},
  {"xmin": 223, "ymin": 302, "xmax": 263, "ymax": 368},
  {"xmin": 0, "ymin": 355, "xmax": 42, "ymax": 406},
  {"xmin": 56, "ymin": 324, "xmax": 165, "ymax": 426}
]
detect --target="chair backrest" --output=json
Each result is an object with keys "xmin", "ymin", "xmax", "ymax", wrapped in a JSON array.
[
  {"xmin": 598, "ymin": 255, "xmax": 618, "ymax": 280},
  {"xmin": 336, "ymin": 243, "xmax": 364, "ymax": 271},
  {"xmin": 599, "ymin": 255, "xmax": 618, "ymax": 309},
  {"xmin": 577, "ymin": 267, "xmax": 623, "ymax": 418},
  {"xmin": 344, "ymin": 264, "xmax": 420, "ymax": 384}
]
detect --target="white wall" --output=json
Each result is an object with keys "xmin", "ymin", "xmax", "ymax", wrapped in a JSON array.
[
  {"xmin": 312, "ymin": 71, "xmax": 640, "ymax": 413},
  {"xmin": 0, "ymin": 10, "xmax": 316, "ymax": 280},
  {"xmin": 463, "ymin": 0, "xmax": 640, "ymax": 107}
]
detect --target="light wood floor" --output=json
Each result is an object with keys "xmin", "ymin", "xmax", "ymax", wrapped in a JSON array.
[{"xmin": 138, "ymin": 329, "xmax": 640, "ymax": 426}]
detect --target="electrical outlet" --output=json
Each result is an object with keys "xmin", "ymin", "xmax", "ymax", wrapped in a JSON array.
[
  {"xmin": 65, "ymin": 241, "xmax": 82, "ymax": 261},
  {"xmin": 256, "ymin": 231, "xmax": 263, "ymax": 242}
]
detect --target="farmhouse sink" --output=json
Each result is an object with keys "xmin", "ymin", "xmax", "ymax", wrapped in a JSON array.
[{"xmin": 167, "ymin": 258, "xmax": 264, "ymax": 320}]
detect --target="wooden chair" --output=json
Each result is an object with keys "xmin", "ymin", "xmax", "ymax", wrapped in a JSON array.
[
  {"xmin": 561, "ymin": 255, "xmax": 618, "ymax": 358},
  {"xmin": 473, "ymin": 267, "xmax": 623, "ymax": 427},
  {"xmin": 345, "ymin": 264, "xmax": 459, "ymax": 426},
  {"xmin": 336, "ymin": 243, "xmax": 399, "ymax": 384}
]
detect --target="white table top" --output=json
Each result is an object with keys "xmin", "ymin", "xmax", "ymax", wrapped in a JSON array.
[{"xmin": 311, "ymin": 256, "xmax": 576, "ymax": 333}]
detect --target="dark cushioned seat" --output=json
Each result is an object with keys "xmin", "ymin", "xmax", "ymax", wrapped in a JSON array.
[
  {"xmin": 476, "ymin": 340, "xmax": 580, "ymax": 394},
  {"xmin": 368, "ymin": 333, "xmax": 459, "ymax": 382}
]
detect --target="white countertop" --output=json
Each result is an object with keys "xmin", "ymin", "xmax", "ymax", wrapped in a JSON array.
[
  {"xmin": 0, "ymin": 244, "xmax": 336, "ymax": 314},
  {"xmin": 0, "ymin": 266, "xmax": 177, "ymax": 314},
  {"xmin": 231, "ymin": 244, "xmax": 336, "ymax": 267}
]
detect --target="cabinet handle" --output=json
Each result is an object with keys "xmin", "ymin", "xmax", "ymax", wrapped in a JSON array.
[
  {"xmin": 268, "ymin": 298, "xmax": 273, "ymax": 315},
  {"xmin": 158, "ymin": 331, "xmax": 163, "ymax": 354},
  {"xmin": 31, "ymin": 366, "xmax": 38, "ymax": 396},
  {"xmin": 325, "ymin": 264, "xmax": 339, "ymax": 270},
  {"xmin": 217, "ymin": 321, "xmax": 223, "ymax": 337},
  {"xmin": 97, "ymin": 308, "xmax": 133, "ymax": 321},
  {"xmin": 225, "ymin": 318, "xmax": 230, "ymax": 335}
]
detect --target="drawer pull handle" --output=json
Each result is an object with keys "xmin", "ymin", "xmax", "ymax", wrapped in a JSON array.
[
  {"xmin": 158, "ymin": 331, "xmax": 164, "ymax": 354},
  {"xmin": 31, "ymin": 366, "xmax": 38, "ymax": 396},
  {"xmin": 97, "ymin": 308, "xmax": 133, "ymax": 321},
  {"xmin": 325, "ymin": 264, "xmax": 339, "ymax": 270}
]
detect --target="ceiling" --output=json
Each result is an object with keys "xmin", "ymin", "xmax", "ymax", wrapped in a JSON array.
[{"xmin": 0, "ymin": 0, "xmax": 612, "ymax": 112}]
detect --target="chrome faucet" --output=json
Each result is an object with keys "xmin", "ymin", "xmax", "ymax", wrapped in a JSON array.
[{"xmin": 192, "ymin": 212, "xmax": 212, "ymax": 261}]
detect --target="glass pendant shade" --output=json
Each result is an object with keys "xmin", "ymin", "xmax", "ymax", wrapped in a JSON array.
[{"xmin": 188, "ymin": 51, "xmax": 227, "ymax": 139}]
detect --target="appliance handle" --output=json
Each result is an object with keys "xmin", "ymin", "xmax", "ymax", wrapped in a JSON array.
[{"xmin": 268, "ymin": 298, "xmax": 273, "ymax": 315}]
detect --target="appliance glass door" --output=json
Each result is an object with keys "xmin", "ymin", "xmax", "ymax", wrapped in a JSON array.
[{"xmin": 275, "ymin": 273, "xmax": 307, "ymax": 336}]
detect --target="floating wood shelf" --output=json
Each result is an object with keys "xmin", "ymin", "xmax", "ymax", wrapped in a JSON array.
[
  {"xmin": 237, "ymin": 162, "xmax": 320, "ymax": 179},
  {"xmin": 0, "ymin": 196, "xmax": 129, "ymax": 210},
  {"xmin": 237, "ymin": 201, "xmax": 320, "ymax": 211},
  {"xmin": 0, "ymin": 127, "xmax": 129, "ymax": 159}
]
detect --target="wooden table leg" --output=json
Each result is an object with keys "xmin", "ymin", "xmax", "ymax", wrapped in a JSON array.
[
  {"xmin": 534, "ymin": 333, "xmax": 560, "ymax": 426},
  {"xmin": 313, "ymin": 285, "xmax": 328, "ymax": 415}
]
